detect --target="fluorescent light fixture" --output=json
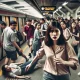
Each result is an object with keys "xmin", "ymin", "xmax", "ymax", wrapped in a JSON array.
[
  {"xmin": 62, "ymin": 2, "xmax": 68, "ymax": 6},
  {"xmin": 58, "ymin": 6, "xmax": 62, "ymax": 10}
]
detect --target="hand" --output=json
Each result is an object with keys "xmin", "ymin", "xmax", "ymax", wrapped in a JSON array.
[
  {"xmin": 24, "ymin": 75, "xmax": 31, "ymax": 79},
  {"xmin": 25, "ymin": 64, "xmax": 31, "ymax": 71},
  {"xmin": 54, "ymin": 57, "xmax": 66, "ymax": 65},
  {"xmin": 19, "ymin": 48, "xmax": 23, "ymax": 52}
]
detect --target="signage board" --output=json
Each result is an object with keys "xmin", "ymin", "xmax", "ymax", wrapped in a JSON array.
[{"xmin": 41, "ymin": 6, "xmax": 56, "ymax": 11}]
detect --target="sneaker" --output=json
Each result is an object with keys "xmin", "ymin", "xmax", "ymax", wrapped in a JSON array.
[
  {"xmin": 78, "ymin": 72, "xmax": 80, "ymax": 76},
  {"xmin": 28, "ymin": 53, "xmax": 32, "ymax": 58}
]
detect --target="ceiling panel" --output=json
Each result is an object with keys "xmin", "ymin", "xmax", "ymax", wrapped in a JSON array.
[
  {"xmin": 2, "ymin": 1, "xmax": 19, "ymax": 5},
  {"xmin": 67, "ymin": 2, "xmax": 80, "ymax": 9}
]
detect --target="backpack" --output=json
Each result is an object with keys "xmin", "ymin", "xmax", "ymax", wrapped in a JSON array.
[{"xmin": 16, "ymin": 31, "xmax": 23, "ymax": 41}]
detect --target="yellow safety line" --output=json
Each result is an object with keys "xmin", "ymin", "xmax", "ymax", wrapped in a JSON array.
[
  {"xmin": 0, "ymin": 45, "xmax": 28, "ymax": 77},
  {"xmin": 0, "ymin": 69, "xmax": 2, "ymax": 76}
]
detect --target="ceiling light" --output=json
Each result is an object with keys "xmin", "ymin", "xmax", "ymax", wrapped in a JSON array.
[
  {"xmin": 62, "ymin": 2, "xmax": 68, "ymax": 6},
  {"xmin": 58, "ymin": 6, "xmax": 62, "ymax": 10}
]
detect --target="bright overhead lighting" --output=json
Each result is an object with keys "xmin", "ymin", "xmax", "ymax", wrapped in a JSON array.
[
  {"xmin": 58, "ymin": 6, "xmax": 62, "ymax": 10},
  {"xmin": 62, "ymin": 2, "xmax": 68, "ymax": 6}
]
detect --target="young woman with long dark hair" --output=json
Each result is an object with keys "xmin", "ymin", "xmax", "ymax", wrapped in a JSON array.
[{"xmin": 26, "ymin": 21, "xmax": 78, "ymax": 80}]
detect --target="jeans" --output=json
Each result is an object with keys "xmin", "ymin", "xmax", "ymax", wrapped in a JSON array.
[
  {"xmin": 20, "ymin": 59, "xmax": 39, "ymax": 75},
  {"xmin": 43, "ymin": 71, "xmax": 70, "ymax": 80}
]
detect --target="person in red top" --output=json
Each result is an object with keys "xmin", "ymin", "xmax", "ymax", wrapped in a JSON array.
[{"xmin": 23, "ymin": 20, "xmax": 35, "ymax": 58}]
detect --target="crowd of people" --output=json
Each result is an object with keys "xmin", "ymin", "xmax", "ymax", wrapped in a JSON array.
[{"xmin": 0, "ymin": 16, "xmax": 80, "ymax": 80}]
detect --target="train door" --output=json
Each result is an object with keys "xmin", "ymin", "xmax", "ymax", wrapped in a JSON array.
[
  {"xmin": 0, "ymin": 16, "xmax": 2, "ymax": 60},
  {"xmin": 14, "ymin": 17, "xmax": 19, "ymax": 30},
  {"xmin": 2, "ymin": 16, "xmax": 10, "ymax": 26},
  {"xmin": 5, "ymin": 16, "xmax": 10, "ymax": 26}
]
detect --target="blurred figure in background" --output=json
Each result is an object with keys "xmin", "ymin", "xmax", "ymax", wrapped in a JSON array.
[{"xmin": 23, "ymin": 20, "xmax": 35, "ymax": 58}]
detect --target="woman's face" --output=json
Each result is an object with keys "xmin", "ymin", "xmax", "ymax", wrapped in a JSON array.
[
  {"xmin": 37, "ymin": 24, "xmax": 40, "ymax": 29},
  {"xmin": 60, "ymin": 22, "xmax": 66, "ymax": 29},
  {"xmin": 5, "ymin": 65, "xmax": 11, "ymax": 72},
  {"xmin": 49, "ymin": 27, "xmax": 61, "ymax": 41},
  {"xmin": 72, "ymin": 22, "xmax": 76, "ymax": 28},
  {"xmin": 78, "ymin": 21, "xmax": 80, "ymax": 26}
]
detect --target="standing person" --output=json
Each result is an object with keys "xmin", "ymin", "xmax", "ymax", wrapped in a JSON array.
[
  {"xmin": 14, "ymin": 30, "xmax": 29, "ymax": 61},
  {"xmin": 2, "ymin": 21, "xmax": 23, "ymax": 64},
  {"xmin": 60, "ymin": 20, "xmax": 71, "ymax": 41},
  {"xmin": 70, "ymin": 21, "xmax": 79, "ymax": 55},
  {"xmin": 26, "ymin": 21, "xmax": 78, "ymax": 80},
  {"xmin": 23, "ymin": 20, "xmax": 35, "ymax": 58},
  {"xmin": 0, "ymin": 21, "xmax": 6, "ymax": 48},
  {"xmin": 32, "ymin": 23, "xmax": 44, "ymax": 57},
  {"xmin": 40, "ymin": 18, "xmax": 48, "ymax": 37}
]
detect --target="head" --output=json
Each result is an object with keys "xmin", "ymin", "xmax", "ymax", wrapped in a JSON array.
[
  {"xmin": 26, "ymin": 19, "xmax": 32, "ymax": 26},
  {"xmin": 45, "ymin": 21, "xmax": 66, "ymax": 47},
  {"xmin": 0, "ymin": 21, "xmax": 6, "ymax": 29},
  {"xmin": 10, "ymin": 21, "xmax": 17, "ymax": 30},
  {"xmin": 40, "ymin": 18, "xmax": 45, "ymax": 24},
  {"xmin": 2, "ymin": 65, "xmax": 11, "ymax": 76},
  {"xmin": 35, "ymin": 23, "xmax": 41, "ymax": 30},
  {"xmin": 71, "ymin": 21, "xmax": 76, "ymax": 29},
  {"xmin": 60, "ymin": 21, "xmax": 67, "ymax": 30}
]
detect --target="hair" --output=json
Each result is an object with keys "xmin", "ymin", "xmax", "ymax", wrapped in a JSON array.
[
  {"xmin": 60, "ymin": 20, "xmax": 68, "ymax": 28},
  {"xmin": 44, "ymin": 21, "xmax": 66, "ymax": 47},
  {"xmin": 2, "ymin": 65, "xmax": 9, "ymax": 77},
  {"xmin": 70, "ymin": 21, "xmax": 77, "ymax": 33},
  {"xmin": 0, "ymin": 21, "xmax": 6, "ymax": 26},
  {"xmin": 27, "ymin": 19, "xmax": 32, "ymax": 22},
  {"xmin": 41, "ymin": 18, "xmax": 45, "ymax": 22},
  {"xmin": 10, "ymin": 20, "xmax": 17, "ymax": 25}
]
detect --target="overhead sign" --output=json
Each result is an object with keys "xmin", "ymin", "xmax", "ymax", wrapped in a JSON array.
[{"xmin": 41, "ymin": 6, "xmax": 56, "ymax": 11}]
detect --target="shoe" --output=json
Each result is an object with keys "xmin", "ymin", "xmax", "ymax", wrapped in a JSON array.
[
  {"xmin": 78, "ymin": 72, "xmax": 80, "ymax": 76},
  {"xmin": 26, "ymin": 58, "xmax": 29, "ymax": 62},
  {"xmin": 28, "ymin": 53, "xmax": 32, "ymax": 58}
]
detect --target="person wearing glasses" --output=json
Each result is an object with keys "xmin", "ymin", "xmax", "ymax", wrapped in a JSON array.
[{"xmin": 2, "ymin": 21, "xmax": 23, "ymax": 64}]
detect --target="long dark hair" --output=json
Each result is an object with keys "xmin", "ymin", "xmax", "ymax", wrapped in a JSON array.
[
  {"xmin": 44, "ymin": 21, "xmax": 66, "ymax": 47},
  {"xmin": 2, "ymin": 65, "xmax": 9, "ymax": 77},
  {"xmin": 70, "ymin": 21, "xmax": 78, "ymax": 33}
]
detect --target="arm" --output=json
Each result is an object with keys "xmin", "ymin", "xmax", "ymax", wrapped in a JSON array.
[
  {"xmin": 26, "ymin": 48, "xmax": 45, "ymax": 71},
  {"xmin": 9, "ymin": 72, "xmax": 30, "ymax": 79},
  {"xmin": 11, "ymin": 33, "xmax": 23, "ymax": 52},
  {"xmin": 12, "ymin": 62, "xmax": 24, "ymax": 65},
  {"xmin": 12, "ymin": 41, "xmax": 22, "ymax": 52},
  {"xmin": 15, "ymin": 75, "xmax": 30, "ymax": 79},
  {"xmin": 72, "ymin": 33, "xmax": 79, "ymax": 38},
  {"xmin": 23, "ymin": 32, "xmax": 27, "ymax": 36},
  {"xmin": 54, "ymin": 57, "xmax": 78, "ymax": 67},
  {"xmin": 30, "ymin": 48, "xmax": 45, "ymax": 66},
  {"xmin": 54, "ymin": 43, "xmax": 79, "ymax": 68}
]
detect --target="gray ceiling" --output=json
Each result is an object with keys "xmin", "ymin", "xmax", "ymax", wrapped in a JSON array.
[
  {"xmin": 30, "ymin": 0, "xmax": 80, "ymax": 15},
  {"xmin": 0, "ymin": 0, "xmax": 80, "ymax": 17}
]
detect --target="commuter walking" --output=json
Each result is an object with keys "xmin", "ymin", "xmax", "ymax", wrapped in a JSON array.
[
  {"xmin": 32, "ymin": 23, "xmax": 44, "ymax": 57},
  {"xmin": 23, "ymin": 20, "xmax": 35, "ymax": 58}
]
